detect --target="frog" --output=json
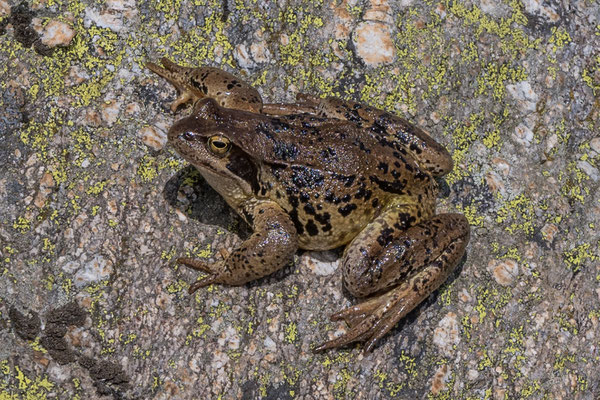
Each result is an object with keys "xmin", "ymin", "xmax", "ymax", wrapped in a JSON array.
[{"xmin": 147, "ymin": 57, "xmax": 470, "ymax": 352}]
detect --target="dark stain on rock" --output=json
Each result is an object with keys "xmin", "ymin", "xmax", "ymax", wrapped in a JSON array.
[
  {"xmin": 8, "ymin": 2, "xmax": 54, "ymax": 56},
  {"xmin": 79, "ymin": 357, "xmax": 130, "ymax": 397},
  {"xmin": 9, "ymin": 306, "xmax": 41, "ymax": 341},
  {"xmin": 41, "ymin": 301, "xmax": 87, "ymax": 365}
]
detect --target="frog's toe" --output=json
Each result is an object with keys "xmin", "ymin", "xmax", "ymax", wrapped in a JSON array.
[
  {"xmin": 176, "ymin": 258, "xmax": 223, "ymax": 293},
  {"xmin": 314, "ymin": 303, "xmax": 404, "ymax": 353},
  {"xmin": 176, "ymin": 257, "xmax": 216, "ymax": 273},
  {"xmin": 313, "ymin": 315, "xmax": 376, "ymax": 353},
  {"xmin": 188, "ymin": 275, "xmax": 219, "ymax": 294},
  {"xmin": 315, "ymin": 286, "xmax": 416, "ymax": 353},
  {"xmin": 329, "ymin": 297, "xmax": 382, "ymax": 326}
]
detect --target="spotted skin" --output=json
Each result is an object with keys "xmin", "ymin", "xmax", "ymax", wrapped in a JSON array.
[
  {"xmin": 180, "ymin": 201, "xmax": 298, "ymax": 292},
  {"xmin": 147, "ymin": 57, "xmax": 262, "ymax": 113},
  {"xmin": 148, "ymin": 59, "xmax": 470, "ymax": 353}
]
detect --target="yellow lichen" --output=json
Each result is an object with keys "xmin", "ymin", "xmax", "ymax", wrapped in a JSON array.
[{"xmin": 284, "ymin": 321, "xmax": 298, "ymax": 343}]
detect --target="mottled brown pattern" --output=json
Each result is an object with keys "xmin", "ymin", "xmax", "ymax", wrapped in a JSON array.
[
  {"xmin": 149, "ymin": 59, "xmax": 470, "ymax": 352},
  {"xmin": 147, "ymin": 57, "xmax": 262, "ymax": 113}
]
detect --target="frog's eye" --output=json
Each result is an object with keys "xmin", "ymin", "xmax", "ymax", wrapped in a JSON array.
[{"xmin": 208, "ymin": 135, "xmax": 231, "ymax": 155}]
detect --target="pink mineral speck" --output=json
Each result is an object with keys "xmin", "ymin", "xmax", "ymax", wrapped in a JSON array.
[
  {"xmin": 353, "ymin": 21, "xmax": 396, "ymax": 65},
  {"xmin": 41, "ymin": 20, "xmax": 76, "ymax": 48}
]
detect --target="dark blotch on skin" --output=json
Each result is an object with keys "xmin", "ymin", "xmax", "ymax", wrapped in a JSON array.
[
  {"xmin": 376, "ymin": 227, "xmax": 395, "ymax": 246},
  {"xmin": 320, "ymin": 147, "xmax": 337, "ymax": 160},
  {"xmin": 288, "ymin": 209, "xmax": 304, "ymax": 235},
  {"xmin": 369, "ymin": 175, "xmax": 405, "ymax": 195},
  {"xmin": 332, "ymin": 173, "xmax": 356, "ymax": 187},
  {"xmin": 288, "ymin": 195, "xmax": 299, "ymax": 208},
  {"xmin": 338, "ymin": 203, "xmax": 357, "ymax": 217},
  {"xmin": 273, "ymin": 141, "xmax": 299, "ymax": 161},
  {"xmin": 410, "ymin": 143, "xmax": 423, "ymax": 154},
  {"xmin": 315, "ymin": 212, "xmax": 331, "ymax": 226},
  {"xmin": 325, "ymin": 191, "xmax": 341, "ymax": 204},
  {"xmin": 290, "ymin": 166, "xmax": 324, "ymax": 188},
  {"xmin": 377, "ymin": 162, "xmax": 389, "ymax": 174},
  {"xmin": 304, "ymin": 203, "xmax": 316, "ymax": 215},
  {"xmin": 190, "ymin": 78, "xmax": 208, "ymax": 94},
  {"xmin": 306, "ymin": 220, "xmax": 319, "ymax": 236}
]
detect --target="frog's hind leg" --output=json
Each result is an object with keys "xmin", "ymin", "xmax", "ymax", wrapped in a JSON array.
[
  {"xmin": 262, "ymin": 93, "xmax": 322, "ymax": 116},
  {"xmin": 314, "ymin": 213, "xmax": 470, "ymax": 353},
  {"xmin": 147, "ymin": 57, "xmax": 263, "ymax": 113}
]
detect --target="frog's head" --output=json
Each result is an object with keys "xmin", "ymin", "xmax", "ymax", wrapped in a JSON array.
[{"xmin": 168, "ymin": 98, "xmax": 258, "ymax": 202}]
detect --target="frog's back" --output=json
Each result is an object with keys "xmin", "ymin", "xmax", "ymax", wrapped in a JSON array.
[
  {"xmin": 246, "ymin": 116, "xmax": 434, "ymax": 250},
  {"xmin": 206, "ymin": 104, "xmax": 437, "ymax": 250}
]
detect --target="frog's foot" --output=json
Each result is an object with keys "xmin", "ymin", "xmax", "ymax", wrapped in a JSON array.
[
  {"xmin": 314, "ymin": 277, "xmax": 429, "ymax": 353},
  {"xmin": 176, "ymin": 257, "xmax": 223, "ymax": 293},
  {"xmin": 177, "ymin": 201, "xmax": 298, "ymax": 294},
  {"xmin": 147, "ymin": 58, "xmax": 193, "ymax": 112}
]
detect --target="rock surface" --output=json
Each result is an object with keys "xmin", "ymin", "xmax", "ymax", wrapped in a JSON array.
[{"xmin": 1, "ymin": 0, "xmax": 599, "ymax": 398}]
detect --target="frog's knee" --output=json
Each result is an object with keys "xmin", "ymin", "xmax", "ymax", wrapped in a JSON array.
[{"xmin": 341, "ymin": 257, "xmax": 379, "ymax": 298}]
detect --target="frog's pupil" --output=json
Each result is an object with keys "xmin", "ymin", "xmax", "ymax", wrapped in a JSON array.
[{"xmin": 213, "ymin": 141, "xmax": 226, "ymax": 149}]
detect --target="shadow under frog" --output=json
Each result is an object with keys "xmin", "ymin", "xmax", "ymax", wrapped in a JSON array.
[
  {"xmin": 163, "ymin": 165, "xmax": 251, "ymax": 238},
  {"xmin": 148, "ymin": 58, "xmax": 470, "ymax": 353}
]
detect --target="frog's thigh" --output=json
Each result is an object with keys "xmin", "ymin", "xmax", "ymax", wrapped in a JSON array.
[
  {"xmin": 317, "ymin": 213, "xmax": 469, "ymax": 352},
  {"xmin": 343, "ymin": 213, "xmax": 470, "ymax": 298}
]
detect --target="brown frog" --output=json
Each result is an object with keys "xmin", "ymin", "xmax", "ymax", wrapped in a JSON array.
[{"xmin": 147, "ymin": 58, "xmax": 470, "ymax": 352}]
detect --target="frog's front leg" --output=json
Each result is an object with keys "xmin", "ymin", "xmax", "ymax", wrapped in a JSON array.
[
  {"xmin": 178, "ymin": 201, "xmax": 298, "ymax": 293},
  {"xmin": 314, "ymin": 212, "xmax": 470, "ymax": 353}
]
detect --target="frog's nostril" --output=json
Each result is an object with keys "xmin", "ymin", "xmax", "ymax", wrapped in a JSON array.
[{"xmin": 182, "ymin": 131, "xmax": 195, "ymax": 141}]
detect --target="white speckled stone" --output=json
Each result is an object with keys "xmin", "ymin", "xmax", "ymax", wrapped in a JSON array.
[
  {"xmin": 234, "ymin": 43, "xmax": 254, "ymax": 69},
  {"xmin": 514, "ymin": 123, "xmax": 534, "ymax": 147},
  {"xmin": 487, "ymin": 259, "xmax": 519, "ymax": 286},
  {"xmin": 84, "ymin": 8, "xmax": 123, "ymax": 32},
  {"xmin": 40, "ymin": 20, "xmax": 76, "ymax": 47},
  {"xmin": 0, "ymin": 0, "xmax": 9, "ymax": 16},
  {"xmin": 263, "ymin": 335, "xmax": 277, "ymax": 352},
  {"xmin": 139, "ymin": 125, "xmax": 167, "ymax": 151},
  {"xmin": 507, "ymin": 81, "xmax": 538, "ymax": 113},
  {"xmin": 577, "ymin": 160, "xmax": 598, "ymax": 182},
  {"xmin": 521, "ymin": 0, "xmax": 560, "ymax": 22},
  {"xmin": 590, "ymin": 137, "xmax": 600, "ymax": 154},
  {"xmin": 74, "ymin": 255, "xmax": 113, "ymax": 287},
  {"xmin": 353, "ymin": 21, "xmax": 396, "ymax": 65},
  {"xmin": 433, "ymin": 312, "xmax": 460, "ymax": 356},
  {"xmin": 302, "ymin": 251, "xmax": 338, "ymax": 276},
  {"xmin": 101, "ymin": 100, "xmax": 120, "ymax": 126}
]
